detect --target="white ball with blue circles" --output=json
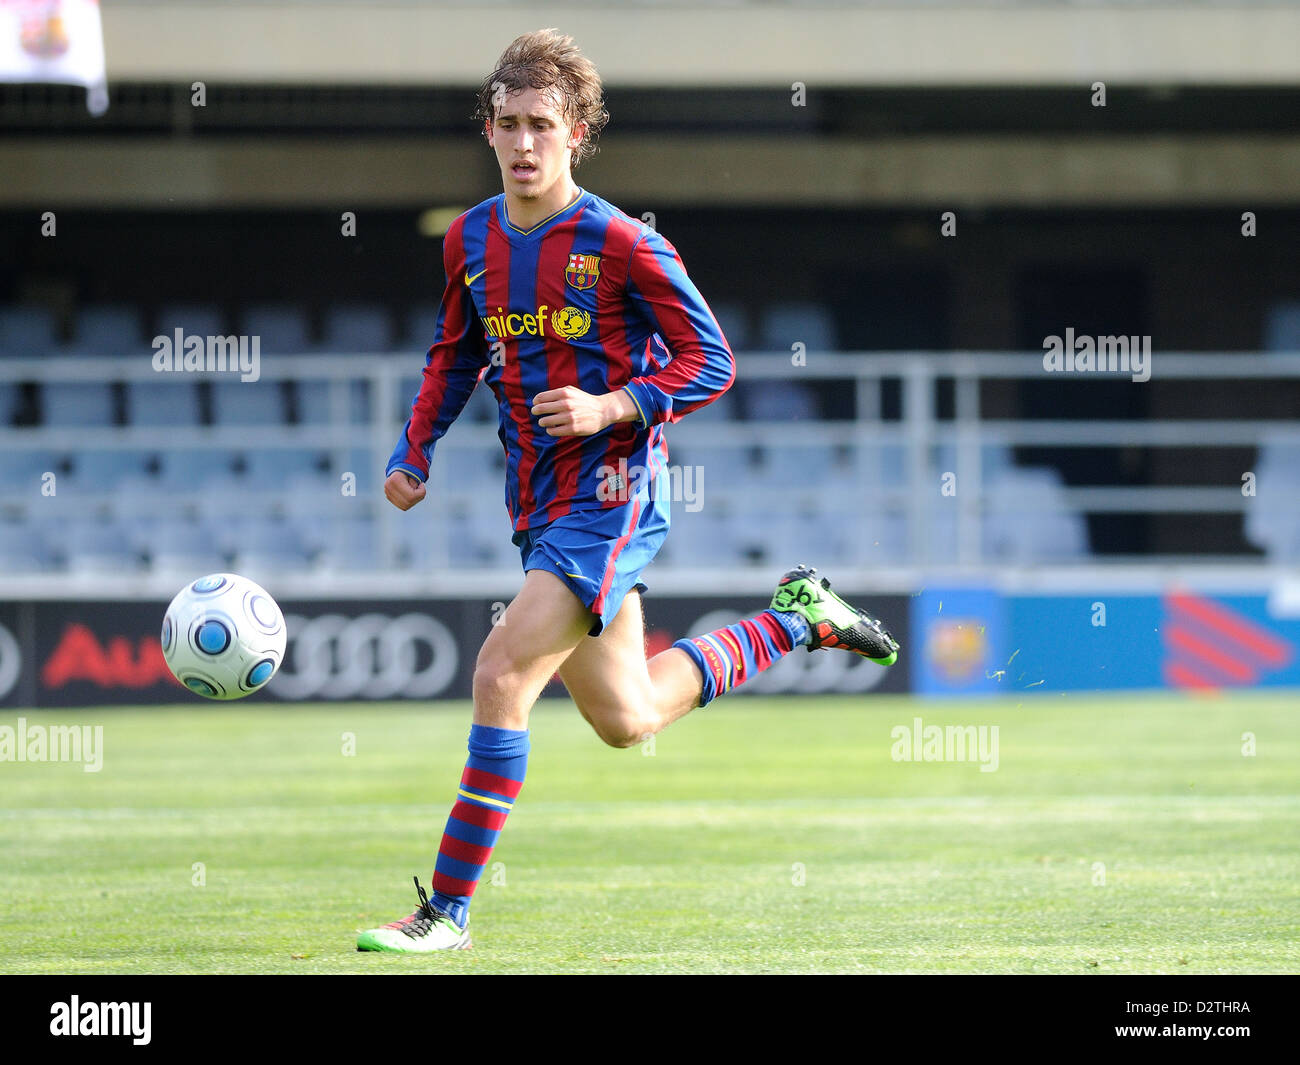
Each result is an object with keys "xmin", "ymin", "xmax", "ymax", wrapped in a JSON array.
[{"xmin": 161, "ymin": 573, "xmax": 287, "ymax": 700}]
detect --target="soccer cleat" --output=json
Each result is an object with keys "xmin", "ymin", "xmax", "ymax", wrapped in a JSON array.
[
  {"xmin": 356, "ymin": 877, "xmax": 472, "ymax": 953},
  {"xmin": 770, "ymin": 564, "xmax": 900, "ymax": 666}
]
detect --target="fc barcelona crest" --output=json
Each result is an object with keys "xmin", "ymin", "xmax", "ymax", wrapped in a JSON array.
[{"xmin": 565, "ymin": 253, "xmax": 601, "ymax": 290}]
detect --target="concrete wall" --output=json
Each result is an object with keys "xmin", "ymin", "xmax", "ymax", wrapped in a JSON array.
[{"xmin": 102, "ymin": 3, "xmax": 1300, "ymax": 86}]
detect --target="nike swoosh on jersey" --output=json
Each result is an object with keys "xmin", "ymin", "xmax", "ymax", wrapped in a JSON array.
[{"xmin": 464, "ymin": 268, "xmax": 488, "ymax": 285}]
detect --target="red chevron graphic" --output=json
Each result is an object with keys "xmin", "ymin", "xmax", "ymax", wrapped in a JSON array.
[{"xmin": 1162, "ymin": 591, "xmax": 1294, "ymax": 691}]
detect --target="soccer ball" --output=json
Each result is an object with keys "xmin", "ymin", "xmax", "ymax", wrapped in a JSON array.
[{"xmin": 161, "ymin": 573, "xmax": 287, "ymax": 700}]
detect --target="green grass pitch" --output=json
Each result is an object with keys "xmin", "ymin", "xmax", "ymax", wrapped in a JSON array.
[{"xmin": 3, "ymin": 693, "xmax": 1297, "ymax": 974}]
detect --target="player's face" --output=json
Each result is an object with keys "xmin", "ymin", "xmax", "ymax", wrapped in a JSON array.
[{"xmin": 486, "ymin": 86, "xmax": 586, "ymax": 205}]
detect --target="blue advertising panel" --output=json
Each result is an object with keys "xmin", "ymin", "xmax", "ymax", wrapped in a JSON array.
[{"xmin": 911, "ymin": 586, "xmax": 1007, "ymax": 695}]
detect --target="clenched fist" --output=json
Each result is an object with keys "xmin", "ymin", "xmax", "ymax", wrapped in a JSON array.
[
  {"xmin": 530, "ymin": 386, "xmax": 637, "ymax": 437},
  {"xmin": 385, "ymin": 470, "xmax": 426, "ymax": 510}
]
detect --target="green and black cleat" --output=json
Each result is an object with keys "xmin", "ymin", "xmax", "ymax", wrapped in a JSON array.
[
  {"xmin": 770, "ymin": 564, "xmax": 900, "ymax": 666},
  {"xmin": 356, "ymin": 877, "xmax": 472, "ymax": 953}
]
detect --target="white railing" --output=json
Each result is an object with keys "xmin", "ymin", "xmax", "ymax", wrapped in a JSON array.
[{"xmin": 2, "ymin": 351, "xmax": 1298, "ymax": 598}]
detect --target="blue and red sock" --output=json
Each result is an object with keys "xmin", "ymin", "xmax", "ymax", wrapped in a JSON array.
[
  {"xmin": 429, "ymin": 723, "xmax": 528, "ymax": 927},
  {"xmin": 673, "ymin": 609, "xmax": 809, "ymax": 706}
]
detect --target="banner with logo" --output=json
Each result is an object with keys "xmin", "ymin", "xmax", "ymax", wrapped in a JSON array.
[
  {"xmin": 910, "ymin": 586, "xmax": 1007, "ymax": 696},
  {"xmin": 916, "ymin": 587, "xmax": 1300, "ymax": 695},
  {"xmin": 9, "ymin": 593, "xmax": 911, "ymax": 707},
  {"xmin": 0, "ymin": 0, "xmax": 107, "ymax": 114},
  {"xmin": 11, "ymin": 586, "xmax": 1297, "ymax": 706},
  {"xmin": 1007, "ymin": 591, "xmax": 1300, "ymax": 692}
]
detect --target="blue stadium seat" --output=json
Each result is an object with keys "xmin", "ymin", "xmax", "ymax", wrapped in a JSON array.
[
  {"xmin": 0, "ymin": 519, "xmax": 58, "ymax": 572},
  {"xmin": 745, "ymin": 304, "xmax": 833, "ymax": 422},
  {"xmin": 41, "ymin": 382, "xmax": 116, "ymax": 427},
  {"xmin": 156, "ymin": 448, "xmax": 238, "ymax": 489},
  {"xmin": 933, "ymin": 443, "xmax": 1013, "ymax": 479},
  {"xmin": 123, "ymin": 380, "xmax": 202, "ymax": 426},
  {"xmin": 673, "ymin": 440, "xmax": 754, "ymax": 487},
  {"xmin": 390, "ymin": 511, "xmax": 449, "ymax": 570},
  {"xmin": 67, "ymin": 304, "xmax": 145, "ymax": 357},
  {"xmin": 0, "ymin": 382, "xmax": 21, "ymax": 425},
  {"xmin": 241, "ymin": 304, "xmax": 312, "ymax": 354},
  {"xmin": 240, "ymin": 448, "xmax": 331, "ymax": 487},
  {"xmin": 982, "ymin": 467, "xmax": 1088, "ymax": 562},
  {"xmin": 333, "ymin": 446, "xmax": 383, "ymax": 496},
  {"xmin": 68, "ymin": 450, "xmax": 153, "ymax": 490},
  {"xmin": 0, "ymin": 305, "xmax": 58, "ymax": 358},
  {"xmin": 676, "ymin": 389, "xmax": 739, "ymax": 424},
  {"xmin": 709, "ymin": 303, "xmax": 751, "ymax": 352},
  {"xmin": 210, "ymin": 379, "xmax": 288, "ymax": 425},
  {"xmin": 400, "ymin": 304, "xmax": 440, "ymax": 352},
  {"xmin": 744, "ymin": 383, "xmax": 820, "ymax": 421},
  {"xmin": 295, "ymin": 379, "xmax": 370, "ymax": 424},
  {"xmin": 751, "ymin": 443, "xmax": 841, "ymax": 486},
  {"xmin": 1264, "ymin": 303, "xmax": 1300, "ymax": 353},
  {"xmin": 444, "ymin": 493, "xmax": 514, "ymax": 567},
  {"xmin": 154, "ymin": 303, "xmax": 224, "ymax": 340},
  {"xmin": 0, "ymin": 450, "xmax": 59, "ymax": 495},
  {"xmin": 1244, "ymin": 437, "xmax": 1300, "ymax": 561},
  {"xmin": 396, "ymin": 376, "xmax": 424, "ymax": 420},
  {"xmin": 758, "ymin": 303, "xmax": 838, "ymax": 353},
  {"xmin": 139, "ymin": 516, "xmax": 225, "ymax": 575},
  {"xmin": 662, "ymin": 503, "xmax": 747, "ymax": 566},
  {"xmin": 322, "ymin": 304, "xmax": 393, "ymax": 353},
  {"xmin": 62, "ymin": 518, "xmax": 142, "ymax": 573},
  {"xmin": 314, "ymin": 515, "xmax": 380, "ymax": 571},
  {"xmin": 229, "ymin": 516, "xmax": 314, "ymax": 574}
]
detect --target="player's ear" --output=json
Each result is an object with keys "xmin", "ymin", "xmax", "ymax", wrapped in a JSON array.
[
  {"xmin": 484, "ymin": 117, "xmax": 494, "ymax": 145},
  {"xmin": 568, "ymin": 119, "xmax": 588, "ymax": 151}
]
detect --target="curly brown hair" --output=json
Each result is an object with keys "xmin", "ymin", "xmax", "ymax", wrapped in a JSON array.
[{"xmin": 473, "ymin": 29, "xmax": 609, "ymax": 169}]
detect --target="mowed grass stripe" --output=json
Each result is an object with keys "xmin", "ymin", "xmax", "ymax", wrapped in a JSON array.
[{"xmin": 2, "ymin": 695, "xmax": 1297, "ymax": 973}]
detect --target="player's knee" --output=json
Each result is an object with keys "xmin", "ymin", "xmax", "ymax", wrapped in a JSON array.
[
  {"xmin": 472, "ymin": 644, "xmax": 525, "ymax": 706},
  {"xmin": 589, "ymin": 707, "xmax": 655, "ymax": 749}
]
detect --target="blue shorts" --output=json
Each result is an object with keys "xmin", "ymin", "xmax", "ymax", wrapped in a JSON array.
[{"xmin": 513, "ymin": 493, "xmax": 670, "ymax": 636}]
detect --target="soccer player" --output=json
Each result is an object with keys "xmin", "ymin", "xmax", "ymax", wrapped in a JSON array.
[{"xmin": 358, "ymin": 29, "xmax": 899, "ymax": 952}]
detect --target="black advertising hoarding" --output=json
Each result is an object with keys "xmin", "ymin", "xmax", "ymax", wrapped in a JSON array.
[
  {"xmin": 7, "ymin": 593, "xmax": 909, "ymax": 707},
  {"xmin": 26, "ymin": 599, "xmax": 482, "ymax": 708},
  {"xmin": 269, "ymin": 599, "xmax": 482, "ymax": 703},
  {"xmin": 0, "ymin": 602, "xmax": 33, "ymax": 708},
  {"xmin": 641, "ymin": 593, "xmax": 911, "ymax": 698},
  {"xmin": 33, "ymin": 600, "xmax": 186, "ymax": 707}
]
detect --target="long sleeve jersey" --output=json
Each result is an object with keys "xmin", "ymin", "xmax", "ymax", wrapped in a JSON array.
[{"xmin": 387, "ymin": 187, "xmax": 735, "ymax": 531}]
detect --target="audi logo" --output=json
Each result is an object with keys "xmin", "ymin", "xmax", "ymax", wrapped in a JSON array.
[
  {"xmin": 0, "ymin": 621, "xmax": 18, "ymax": 700},
  {"xmin": 688, "ymin": 610, "xmax": 893, "ymax": 695},
  {"xmin": 275, "ymin": 613, "xmax": 459, "ymax": 700}
]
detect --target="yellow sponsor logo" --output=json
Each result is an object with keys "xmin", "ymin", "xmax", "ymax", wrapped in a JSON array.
[
  {"xmin": 550, "ymin": 306, "xmax": 591, "ymax": 340},
  {"xmin": 482, "ymin": 304, "xmax": 592, "ymax": 341}
]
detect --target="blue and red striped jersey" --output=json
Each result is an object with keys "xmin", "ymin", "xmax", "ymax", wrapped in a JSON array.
[{"xmin": 387, "ymin": 188, "xmax": 735, "ymax": 531}]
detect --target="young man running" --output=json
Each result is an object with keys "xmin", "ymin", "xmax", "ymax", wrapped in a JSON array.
[{"xmin": 358, "ymin": 29, "xmax": 899, "ymax": 952}]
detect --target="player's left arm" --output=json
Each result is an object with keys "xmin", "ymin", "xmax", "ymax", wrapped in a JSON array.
[{"xmin": 532, "ymin": 229, "xmax": 734, "ymax": 437}]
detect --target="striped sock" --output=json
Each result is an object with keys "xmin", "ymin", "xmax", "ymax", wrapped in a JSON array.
[
  {"xmin": 429, "ymin": 723, "xmax": 528, "ymax": 927},
  {"xmin": 673, "ymin": 609, "xmax": 807, "ymax": 707}
]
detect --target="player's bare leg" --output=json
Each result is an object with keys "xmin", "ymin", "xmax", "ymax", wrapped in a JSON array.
[
  {"xmin": 559, "ymin": 590, "xmax": 703, "ymax": 747},
  {"xmin": 472, "ymin": 568, "xmax": 595, "ymax": 731},
  {"xmin": 359, "ymin": 570, "xmax": 596, "ymax": 952},
  {"xmin": 564, "ymin": 566, "xmax": 901, "ymax": 750}
]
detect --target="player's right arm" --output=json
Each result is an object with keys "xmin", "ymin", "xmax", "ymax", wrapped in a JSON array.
[{"xmin": 385, "ymin": 214, "xmax": 491, "ymax": 510}]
